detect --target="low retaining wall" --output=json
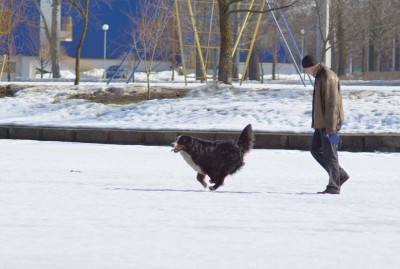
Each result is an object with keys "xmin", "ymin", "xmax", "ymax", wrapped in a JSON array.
[{"xmin": 0, "ymin": 125, "xmax": 399, "ymax": 152}]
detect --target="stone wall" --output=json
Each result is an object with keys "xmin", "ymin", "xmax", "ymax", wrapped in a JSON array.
[{"xmin": 0, "ymin": 125, "xmax": 399, "ymax": 152}]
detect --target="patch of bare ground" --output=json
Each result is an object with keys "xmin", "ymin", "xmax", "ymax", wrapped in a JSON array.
[
  {"xmin": 69, "ymin": 86, "xmax": 191, "ymax": 104},
  {"xmin": 0, "ymin": 85, "xmax": 16, "ymax": 97}
]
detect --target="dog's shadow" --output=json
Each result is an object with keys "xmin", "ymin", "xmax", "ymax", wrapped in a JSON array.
[{"xmin": 106, "ymin": 187, "xmax": 261, "ymax": 195}]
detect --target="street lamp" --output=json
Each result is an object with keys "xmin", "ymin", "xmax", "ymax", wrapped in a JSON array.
[
  {"xmin": 300, "ymin": 29, "xmax": 305, "ymax": 78},
  {"xmin": 300, "ymin": 29, "xmax": 305, "ymax": 58},
  {"xmin": 102, "ymin": 24, "xmax": 109, "ymax": 79}
]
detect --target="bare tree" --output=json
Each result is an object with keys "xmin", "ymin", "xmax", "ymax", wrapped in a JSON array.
[
  {"xmin": 50, "ymin": 0, "xmax": 61, "ymax": 78},
  {"xmin": 25, "ymin": 24, "xmax": 52, "ymax": 79},
  {"xmin": 37, "ymin": 42, "xmax": 52, "ymax": 78},
  {"xmin": 129, "ymin": 0, "xmax": 172, "ymax": 98},
  {"xmin": 32, "ymin": 0, "xmax": 62, "ymax": 78},
  {"xmin": 65, "ymin": 0, "xmax": 90, "ymax": 85},
  {"xmin": 329, "ymin": 0, "xmax": 368, "ymax": 75},
  {"xmin": 217, "ymin": 0, "xmax": 298, "ymax": 84},
  {"xmin": 363, "ymin": 0, "xmax": 400, "ymax": 71},
  {"xmin": 158, "ymin": 13, "xmax": 181, "ymax": 81},
  {"xmin": 0, "ymin": 0, "xmax": 31, "ymax": 81},
  {"xmin": 332, "ymin": 0, "xmax": 347, "ymax": 76},
  {"xmin": 259, "ymin": 24, "xmax": 282, "ymax": 80}
]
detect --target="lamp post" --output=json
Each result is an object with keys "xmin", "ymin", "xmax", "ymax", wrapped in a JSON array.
[
  {"xmin": 300, "ymin": 29, "xmax": 305, "ymax": 58},
  {"xmin": 300, "ymin": 29, "xmax": 305, "ymax": 78},
  {"xmin": 102, "ymin": 24, "xmax": 109, "ymax": 79}
]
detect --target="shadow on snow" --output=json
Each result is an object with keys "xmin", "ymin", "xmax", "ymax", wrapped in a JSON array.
[{"xmin": 105, "ymin": 187, "xmax": 261, "ymax": 195}]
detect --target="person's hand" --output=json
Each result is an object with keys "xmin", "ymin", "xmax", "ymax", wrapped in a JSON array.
[{"xmin": 327, "ymin": 134, "xmax": 340, "ymax": 144}]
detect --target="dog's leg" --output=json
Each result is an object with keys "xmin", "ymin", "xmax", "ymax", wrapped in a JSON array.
[
  {"xmin": 209, "ymin": 178, "xmax": 225, "ymax": 186},
  {"xmin": 209, "ymin": 175, "xmax": 226, "ymax": 191},
  {"xmin": 196, "ymin": 173, "xmax": 207, "ymax": 188},
  {"xmin": 209, "ymin": 168, "xmax": 229, "ymax": 191}
]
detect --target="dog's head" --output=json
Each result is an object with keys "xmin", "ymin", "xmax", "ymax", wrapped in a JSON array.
[{"xmin": 171, "ymin": 135, "xmax": 192, "ymax": 153}]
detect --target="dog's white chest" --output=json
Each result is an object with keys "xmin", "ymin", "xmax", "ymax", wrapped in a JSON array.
[{"xmin": 180, "ymin": 151, "xmax": 205, "ymax": 175}]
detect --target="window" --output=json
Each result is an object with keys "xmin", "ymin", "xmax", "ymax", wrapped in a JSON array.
[{"xmin": 60, "ymin": 16, "xmax": 73, "ymax": 41}]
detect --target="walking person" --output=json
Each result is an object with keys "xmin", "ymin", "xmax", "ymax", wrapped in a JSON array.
[{"xmin": 302, "ymin": 55, "xmax": 349, "ymax": 194}]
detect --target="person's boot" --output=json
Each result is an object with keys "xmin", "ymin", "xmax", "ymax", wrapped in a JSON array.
[
  {"xmin": 317, "ymin": 187, "xmax": 340, "ymax": 194},
  {"xmin": 340, "ymin": 175, "xmax": 350, "ymax": 186}
]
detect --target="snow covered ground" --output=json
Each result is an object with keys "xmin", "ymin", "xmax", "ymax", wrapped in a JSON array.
[
  {"xmin": 0, "ymin": 140, "xmax": 399, "ymax": 269},
  {"xmin": 1, "ymin": 73, "xmax": 399, "ymax": 268},
  {"xmin": 1, "ymin": 71, "xmax": 400, "ymax": 133}
]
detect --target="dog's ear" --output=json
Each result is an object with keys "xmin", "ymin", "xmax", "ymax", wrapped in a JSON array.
[{"xmin": 178, "ymin": 135, "xmax": 191, "ymax": 145}]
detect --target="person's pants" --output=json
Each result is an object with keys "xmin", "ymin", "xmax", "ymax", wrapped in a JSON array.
[{"xmin": 310, "ymin": 129, "xmax": 348, "ymax": 192}]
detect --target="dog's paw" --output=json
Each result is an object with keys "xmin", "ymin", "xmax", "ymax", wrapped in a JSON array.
[{"xmin": 209, "ymin": 186, "xmax": 216, "ymax": 191}]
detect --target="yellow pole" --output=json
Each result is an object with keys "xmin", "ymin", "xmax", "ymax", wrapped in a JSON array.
[
  {"xmin": 0, "ymin": 55, "xmax": 5, "ymax": 82},
  {"xmin": 240, "ymin": 1, "xmax": 265, "ymax": 85},
  {"xmin": 174, "ymin": 0, "xmax": 187, "ymax": 86},
  {"xmin": 231, "ymin": 0, "xmax": 256, "ymax": 57},
  {"xmin": 186, "ymin": 0, "xmax": 208, "ymax": 83}
]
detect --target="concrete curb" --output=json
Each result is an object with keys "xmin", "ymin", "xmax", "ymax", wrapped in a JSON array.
[{"xmin": 0, "ymin": 125, "xmax": 399, "ymax": 152}]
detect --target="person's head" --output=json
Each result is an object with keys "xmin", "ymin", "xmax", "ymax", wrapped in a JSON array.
[{"xmin": 302, "ymin": 55, "xmax": 320, "ymax": 77}]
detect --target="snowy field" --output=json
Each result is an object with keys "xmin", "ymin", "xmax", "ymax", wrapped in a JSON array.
[
  {"xmin": 1, "ymin": 71, "xmax": 400, "ymax": 133},
  {"xmin": 0, "ymin": 140, "xmax": 399, "ymax": 269},
  {"xmin": 1, "ymin": 73, "xmax": 399, "ymax": 268}
]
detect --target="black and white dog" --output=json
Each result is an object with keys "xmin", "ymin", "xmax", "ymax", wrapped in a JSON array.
[{"xmin": 171, "ymin": 124, "xmax": 254, "ymax": 191}]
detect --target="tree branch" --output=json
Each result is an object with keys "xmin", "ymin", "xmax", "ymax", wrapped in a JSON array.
[{"xmin": 228, "ymin": 0, "xmax": 298, "ymax": 16}]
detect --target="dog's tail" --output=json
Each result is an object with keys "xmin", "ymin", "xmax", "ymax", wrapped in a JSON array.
[{"xmin": 237, "ymin": 124, "xmax": 254, "ymax": 155}]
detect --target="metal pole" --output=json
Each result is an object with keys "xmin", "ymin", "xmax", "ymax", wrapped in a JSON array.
[
  {"xmin": 103, "ymin": 31, "xmax": 106, "ymax": 78},
  {"xmin": 349, "ymin": 41, "xmax": 353, "ymax": 74},
  {"xmin": 316, "ymin": 0, "xmax": 330, "ymax": 67},
  {"xmin": 392, "ymin": 34, "xmax": 396, "ymax": 71},
  {"xmin": 301, "ymin": 29, "xmax": 305, "ymax": 79},
  {"xmin": 272, "ymin": 0, "xmax": 313, "ymax": 86},
  {"xmin": 102, "ymin": 24, "xmax": 109, "ymax": 79},
  {"xmin": 240, "ymin": 1, "xmax": 265, "ymax": 85},
  {"xmin": 231, "ymin": 0, "xmax": 256, "ymax": 57},
  {"xmin": 300, "ymin": 29, "xmax": 305, "ymax": 58},
  {"xmin": 265, "ymin": 0, "xmax": 306, "ymax": 87},
  {"xmin": 186, "ymin": 0, "xmax": 208, "ymax": 83}
]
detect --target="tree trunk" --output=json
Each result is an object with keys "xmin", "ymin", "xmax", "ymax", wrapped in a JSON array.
[
  {"xmin": 147, "ymin": 72, "xmax": 151, "ymax": 99},
  {"xmin": 272, "ymin": 38, "xmax": 278, "ymax": 80},
  {"xmin": 195, "ymin": 54, "xmax": 203, "ymax": 82},
  {"xmin": 232, "ymin": 2, "xmax": 240, "ymax": 80},
  {"xmin": 259, "ymin": 62, "xmax": 264, "ymax": 83},
  {"xmin": 248, "ymin": 48, "xmax": 260, "ymax": 81},
  {"xmin": 272, "ymin": 60, "xmax": 276, "ymax": 80},
  {"xmin": 368, "ymin": 42, "xmax": 376, "ymax": 71},
  {"xmin": 6, "ymin": 41, "xmax": 11, "ymax": 82},
  {"xmin": 74, "ymin": 0, "xmax": 90, "ymax": 85},
  {"xmin": 218, "ymin": 1, "xmax": 233, "ymax": 84},
  {"xmin": 396, "ymin": 35, "xmax": 400, "ymax": 71},
  {"xmin": 336, "ymin": 0, "xmax": 347, "ymax": 76},
  {"xmin": 51, "ymin": 0, "xmax": 61, "ymax": 78}
]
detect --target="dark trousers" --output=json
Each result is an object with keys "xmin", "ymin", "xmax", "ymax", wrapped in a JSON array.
[{"xmin": 310, "ymin": 129, "xmax": 349, "ymax": 192}]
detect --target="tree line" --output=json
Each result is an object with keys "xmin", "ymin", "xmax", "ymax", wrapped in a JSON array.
[{"xmin": 1, "ymin": 0, "xmax": 400, "ymax": 85}]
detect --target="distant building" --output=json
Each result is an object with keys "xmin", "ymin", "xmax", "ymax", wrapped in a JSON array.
[
  {"xmin": 0, "ymin": 0, "xmax": 295, "ymax": 81},
  {"xmin": 1, "ymin": 0, "xmax": 142, "ymax": 80}
]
